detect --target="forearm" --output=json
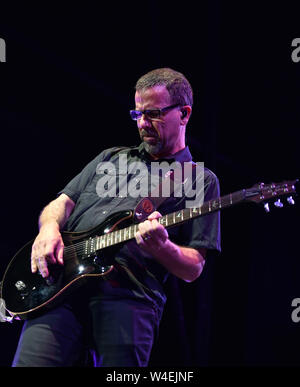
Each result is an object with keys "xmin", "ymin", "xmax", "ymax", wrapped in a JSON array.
[
  {"xmin": 38, "ymin": 194, "xmax": 75, "ymax": 231},
  {"xmin": 153, "ymin": 239, "xmax": 206, "ymax": 282}
]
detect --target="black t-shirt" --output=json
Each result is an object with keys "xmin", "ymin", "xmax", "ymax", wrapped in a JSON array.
[{"xmin": 58, "ymin": 144, "xmax": 221, "ymax": 313}]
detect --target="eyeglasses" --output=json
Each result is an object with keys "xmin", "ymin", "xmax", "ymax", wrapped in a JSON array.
[{"xmin": 130, "ymin": 103, "xmax": 180, "ymax": 121}]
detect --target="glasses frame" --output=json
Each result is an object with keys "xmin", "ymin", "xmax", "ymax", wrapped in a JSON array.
[{"xmin": 130, "ymin": 103, "xmax": 181, "ymax": 121}]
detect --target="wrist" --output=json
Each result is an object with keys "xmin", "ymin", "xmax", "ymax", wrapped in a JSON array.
[
  {"xmin": 154, "ymin": 238, "xmax": 180, "ymax": 259},
  {"xmin": 39, "ymin": 219, "xmax": 60, "ymax": 232}
]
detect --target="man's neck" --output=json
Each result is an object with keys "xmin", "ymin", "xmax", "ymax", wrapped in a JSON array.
[{"xmin": 149, "ymin": 145, "xmax": 187, "ymax": 161}]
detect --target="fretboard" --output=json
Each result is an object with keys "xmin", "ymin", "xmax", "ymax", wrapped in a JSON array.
[{"xmin": 84, "ymin": 189, "xmax": 246, "ymax": 254}]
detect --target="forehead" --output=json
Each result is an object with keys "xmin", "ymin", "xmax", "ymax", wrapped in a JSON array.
[{"xmin": 135, "ymin": 85, "xmax": 171, "ymax": 108}]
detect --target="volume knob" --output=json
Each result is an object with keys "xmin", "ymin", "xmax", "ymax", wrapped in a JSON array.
[{"xmin": 15, "ymin": 280, "xmax": 26, "ymax": 291}]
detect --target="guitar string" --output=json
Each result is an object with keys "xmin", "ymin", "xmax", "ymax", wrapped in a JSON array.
[
  {"xmin": 62, "ymin": 212, "xmax": 182, "ymax": 258},
  {"xmin": 45, "ymin": 186, "xmax": 293, "ymax": 261},
  {"xmin": 62, "ymin": 223, "xmax": 140, "ymax": 258},
  {"xmin": 61, "ymin": 190, "xmax": 259, "ymax": 259},
  {"xmin": 61, "ymin": 208, "xmax": 199, "ymax": 259},
  {"xmin": 61, "ymin": 200, "xmax": 224, "ymax": 259}
]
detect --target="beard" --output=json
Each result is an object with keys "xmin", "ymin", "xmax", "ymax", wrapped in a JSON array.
[
  {"xmin": 139, "ymin": 130, "xmax": 163, "ymax": 156},
  {"xmin": 143, "ymin": 140, "xmax": 163, "ymax": 156}
]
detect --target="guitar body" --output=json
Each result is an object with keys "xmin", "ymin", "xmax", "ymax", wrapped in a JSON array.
[{"xmin": 1, "ymin": 210, "xmax": 133, "ymax": 320}]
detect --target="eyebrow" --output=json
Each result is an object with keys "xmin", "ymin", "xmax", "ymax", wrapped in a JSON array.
[{"xmin": 135, "ymin": 106, "xmax": 160, "ymax": 111}]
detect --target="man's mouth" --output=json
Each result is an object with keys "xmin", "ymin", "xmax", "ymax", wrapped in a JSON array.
[
  {"xmin": 143, "ymin": 134, "xmax": 158, "ymax": 144},
  {"xmin": 141, "ymin": 130, "xmax": 158, "ymax": 140}
]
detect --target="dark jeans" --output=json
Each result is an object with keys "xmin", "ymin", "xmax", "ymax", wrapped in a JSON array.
[{"xmin": 12, "ymin": 296, "xmax": 160, "ymax": 367}]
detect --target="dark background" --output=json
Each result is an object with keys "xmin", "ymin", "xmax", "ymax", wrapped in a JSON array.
[{"xmin": 0, "ymin": 1, "xmax": 299, "ymax": 367}]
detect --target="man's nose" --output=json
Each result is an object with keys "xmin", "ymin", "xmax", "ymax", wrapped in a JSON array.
[{"xmin": 138, "ymin": 114, "xmax": 152, "ymax": 128}]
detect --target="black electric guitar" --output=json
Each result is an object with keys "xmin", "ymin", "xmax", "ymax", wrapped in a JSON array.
[{"xmin": 0, "ymin": 180, "xmax": 297, "ymax": 320}]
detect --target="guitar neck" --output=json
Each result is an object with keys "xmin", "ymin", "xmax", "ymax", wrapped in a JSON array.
[{"xmin": 90, "ymin": 189, "xmax": 247, "ymax": 252}]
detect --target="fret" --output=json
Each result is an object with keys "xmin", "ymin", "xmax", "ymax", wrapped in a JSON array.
[
  {"xmin": 101, "ymin": 236, "xmax": 106, "ymax": 249},
  {"xmin": 160, "ymin": 216, "xmax": 167, "ymax": 226},
  {"xmin": 90, "ymin": 238, "xmax": 95, "ymax": 254},
  {"xmin": 182, "ymin": 208, "xmax": 189, "ymax": 221},
  {"xmin": 125, "ymin": 227, "xmax": 130, "ymax": 241},
  {"xmin": 106, "ymin": 234, "xmax": 111, "ymax": 246},
  {"xmin": 113, "ymin": 231, "xmax": 118, "ymax": 244},
  {"xmin": 174, "ymin": 210, "xmax": 183, "ymax": 222},
  {"xmin": 128, "ymin": 226, "xmax": 132, "ymax": 240},
  {"xmin": 192, "ymin": 207, "xmax": 199, "ymax": 217},
  {"xmin": 211, "ymin": 199, "xmax": 220, "ymax": 210},
  {"xmin": 124, "ymin": 228, "xmax": 127, "ymax": 241},
  {"xmin": 166, "ymin": 214, "xmax": 171, "ymax": 226},
  {"xmin": 104, "ymin": 234, "xmax": 108, "ymax": 247}
]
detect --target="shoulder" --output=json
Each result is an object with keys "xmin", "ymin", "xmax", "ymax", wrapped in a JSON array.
[
  {"xmin": 203, "ymin": 167, "xmax": 220, "ymax": 197},
  {"xmin": 97, "ymin": 145, "xmax": 138, "ymax": 162},
  {"xmin": 204, "ymin": 167, "xmax": 219, "ymax": 184}
]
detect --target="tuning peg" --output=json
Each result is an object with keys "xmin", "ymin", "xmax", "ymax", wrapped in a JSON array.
[
  {"xmin": 287, "ymin": 196, "xmax": 295, "ymax": 205},
  {"xmin": 274, "ymin": 199, "xmax": 283, "ymax": 208},
  {"xmin": 264, "ymin": 203, "xmax": 270, "ymax": 212}
]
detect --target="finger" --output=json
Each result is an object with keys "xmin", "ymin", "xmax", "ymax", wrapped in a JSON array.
[
  {"xmin": 150, "ymin": 219, "xmax": 165, "ymax": 235},
  {"xmin": 138, "ymin": 220, "xmax": 152, "ymax": 236},
  {"xmin": 147, "ymin": 211, "xmax": 162, "ymax": 221},
  {"xmin": 37, "ymin": 256, "xmax": 49, "ymax": 278},
  {"xmin": 31, "ymin": 256, "xmax": 37, "ymax": 273},
  {"xmin": 149, "ymin": 219, "xmax": 169, "ymax": 242},
  {"xmin": 151, "ymin": 218, "xmax": 160, "ymax": 230},
  {"xmin": 56, "ymin": 241, "xmax": 64, "ymax": 265},
  {"xmin": 135, "ymin": 231, "xmax": 144, "ymax": 245},
  {"xmin": 31, "ymin": 245, "xmax": 38, "ymax": 273}
]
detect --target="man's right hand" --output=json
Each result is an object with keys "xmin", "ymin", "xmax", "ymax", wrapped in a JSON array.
[{"xmin": 31, "ymin": 221, "xmax": 64, "ymax": 278}]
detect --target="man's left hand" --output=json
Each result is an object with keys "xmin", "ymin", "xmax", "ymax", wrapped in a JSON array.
[{"xmin": 135, "ymin": 211, "xmax": 169, "ymax": 253}]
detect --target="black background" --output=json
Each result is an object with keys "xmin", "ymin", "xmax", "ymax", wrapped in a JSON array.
[{"xmin": 0, "ymin": 1, "xmax": 299, "ymax": 367}]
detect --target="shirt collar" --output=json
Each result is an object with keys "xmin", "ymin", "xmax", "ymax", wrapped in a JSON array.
[{"xmin": 137, "ymin": 142, "xmax": 193, "ymax": 164}]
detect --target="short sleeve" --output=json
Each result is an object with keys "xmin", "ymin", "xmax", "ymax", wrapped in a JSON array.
[
  {"xmin": 57, "ymin": 147, "xmax": 121, "ymax": 203},
  {"xmin": 176, "ymin": 168, "xmax": 221, "ymax": 254}
]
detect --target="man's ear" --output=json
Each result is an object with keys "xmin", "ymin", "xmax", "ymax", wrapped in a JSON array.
[{"xmin": 180, "ymin": 106, "xmax": 192, "ymax": 124}]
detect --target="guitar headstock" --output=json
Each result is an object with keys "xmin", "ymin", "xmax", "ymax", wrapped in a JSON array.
[{"xmin": 245, "ymin": 179, "xmax": 298, "ymax": 212}]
